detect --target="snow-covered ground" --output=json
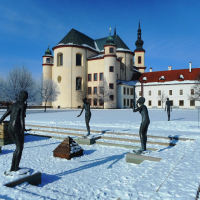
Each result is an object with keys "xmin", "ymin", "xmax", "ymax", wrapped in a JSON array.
[{"xmin": 0, "ymin": 109, "xmax": 200, "ymax": 199}]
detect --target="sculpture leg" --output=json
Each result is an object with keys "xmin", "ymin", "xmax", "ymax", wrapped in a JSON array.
[
  {"xmin": 13, "ymin": 133, "xmax": 24, "ymax": 171},
  {"xmin": 9, "ymin": 131, "xmax": 17, "ymax": 171},
  {"xmin": 139, "ymin": 122, "xmax": 149, "ymax": 151},
  {"xmin": 167, "ymin": 110, "xmax": 170, "ymax": 121},
  {"xmin": 85, "ymin": 114, "xmax": 91, "ymax": 136}
]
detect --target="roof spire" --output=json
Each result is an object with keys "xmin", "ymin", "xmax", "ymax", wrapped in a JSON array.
[
  {"xmin": 134, "ymin": 21, "xmax": 145, "ymax": 51},
  {"xmin": 109, "ymin": 27, "xmax": 111, "ymax": 35},
  {"xmin": 114, "ymin": 25, "xmax": 116, "ymax": 35}
]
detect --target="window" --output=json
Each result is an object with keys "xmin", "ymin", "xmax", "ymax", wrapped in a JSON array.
[
  {"xmin": 76, "ymin": 77, "xmax": 82, "ymax": 90},
  {"xmin": 88, "ymin": 87, "xmax": 91, "ymax": 95},
  {"xmin": 99, "ymin": 99, "xmax": 104, "ymax": 106},
  {"xmin": 191, "ymin": 89, "xmax": 194, "ymax": 95},
  {"xmin": 109, "ymin": 66, "xmax": 114, "ymax": 72},
  {"xmin": 158, "ymin": 90, "xmax": 161, "ymax": 95},
  {"xmin": 88, "ymin": 74, "xmax": 91, "ymax": 81},
  {"xmin": 124, "ymin": 87, "xmax": 126, "ymax": 95},
  {"xmin": 109, "ymin": 83, "xmax": 114, "ymax": 89},
  {"xmin": 148, "ymin": 100, "xmax": 151, "ymax": 106},
  {"xmin": 127, "ymin": 99, "xmax": 129, "ymax": 106},
  {"xmin": 93, "ymin": 99, "xmax": 97, "ymax": 106},
  {"xmin": 94, "ymin": 73, "xmax": 97, "ymax": 81},
  {"xmin": 76, "ymin": 54, "xmax": 82, "ymax": 66},
  {"xmin": 169, "ymin": 100, "xmax": 173, "ymax": 106},
  {"xmin": 158, "ymin": 100, "xmax": 161, "ymax": 106},
  {"xmin": 94, "ymin": 87, "xmax": 97, "ymax": 94},
  {"xmin": 179, "ymin": 100, "xmax": 184, "ymax": 106},
  {"xmin": 149, "ymin": 90, "xmax": 151, "ymax": 96},
  {"xmin": 139, "ymin": 91, "xmax": 142, "ymax": 96},
  {"xmin": 100, "ymin": 87, "xmax": 104, "ymax": 94},
  {"xmin": 124, "ymin": 99, "xmax": 126, "ymax": 106},
  {"xmin": 138, "ymin": 56, "xmax": 141, "ymax": 64},
  {"xmin": 190, "ymin": 100, "xmax": 195, "ymax": 106},
  {"xmin": 110, "ymin": 95, "xmax": 114, "ymax": 101},
  {"xmin": 130, "ymin": 88, "xmax": 133, "ymax": 95},
  {"xmin": 109, "ymin": 48, "xmax": 114, "ymax": 53},
  {"xmin": 88, "ymin": 99, "xmax": 91, "ymax": 105},
  {"xmin": 57, "ymin": 76, "xmax": 61, "ymax": 83},
  {"xmin": 180, "ymin": 89, "xmax": 183, "ymax": 95},
  {"xmin": 46, "ymin": 58, "xmax": 50, "ymax": 63},
  {"xmin": 169, "ymin": 90, "xmax": 172, "ymax": 95},
  {"xmin": 57, "ymin": 53, "xmax": 63, "ymax": 66},
  {"xmin": 100, "ymin": 73, "xmax": 103, "ymax": 81},
  {"xmin": 127, "ymin": 88, "xmax": 129, "ymax": 95}
]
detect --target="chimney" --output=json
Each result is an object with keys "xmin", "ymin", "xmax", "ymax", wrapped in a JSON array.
[
  {"xmin": 168, "ymin": 65, "xmax": 172, "ymax": 70},
  {"xmin": 189, "ymin": 62, "xmax": 192, "ymax": 72},
  {"xmin": 150, "ymin": 67, "xmax": 152, "ymax": 72}
]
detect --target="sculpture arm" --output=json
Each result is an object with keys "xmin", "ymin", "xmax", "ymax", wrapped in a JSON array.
[
  {"xmin": 133, "ymin": 105, "xmax": 142, "ymax": 112},
  {"xmin": 20, "ymin": 104, "xmax": 26, "ymax": 133},
  {"xmin": 77, "ymin": 105, "xmax": 84, "ymax": 117},
  {"xmin": 0, "ymin": 108, "xmax": 11, "ymax": 124}
]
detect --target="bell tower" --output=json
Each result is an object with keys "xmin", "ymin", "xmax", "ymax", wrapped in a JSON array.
[{"xmin": 134, "ymin": 21, "xmax": 146, "ymax": 73}]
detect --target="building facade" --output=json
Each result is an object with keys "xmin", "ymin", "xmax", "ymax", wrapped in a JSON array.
[{"xmin": 42, "ymin": 24, "xmax": 143, "ymax": 109}]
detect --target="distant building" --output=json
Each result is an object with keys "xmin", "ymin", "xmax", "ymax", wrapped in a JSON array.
[
  {"xmin": 42, "ymin": 23, "xmax": 143, "ymax": 109},
  {"xmin": 135, "ymin": 63, "xmax": 200, "ymax": 109}
]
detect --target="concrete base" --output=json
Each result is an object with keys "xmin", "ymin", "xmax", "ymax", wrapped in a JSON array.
[
  {"xmin": 126, "ymin": 153, "xmax": 162, "ymax": 164},
  {"xmin": 76, "ymin": 136, "xmax": 101, "ymax": 145},
  {"xmin": 1, "ymin": 169, "xmax": 41, "ymax": 187},
  {"xmin": 0, "ymin": 138, "xmax": 14, "ymax": 146}
]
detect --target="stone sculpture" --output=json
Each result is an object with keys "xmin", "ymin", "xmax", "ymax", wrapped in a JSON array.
[
  {"xmin": 133, "ymin": 97, "xmax": 150, "ymax": 154},
  {"xmin": 165, "ymin": 98, "xmax": 172, "ymax": 121},
  {"xmin": 0, "ymin": 91, "xmax": 28, "ymax": 172},
  {"xmin": 77, "ymin": 98, "xmax": 91, "ymax": 137}
]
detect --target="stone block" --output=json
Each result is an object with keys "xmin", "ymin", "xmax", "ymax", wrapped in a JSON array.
[
  {"xmin": 76, "ymin": 136, "xmax": 101, "ymax": 145},
  {"xmin": 126, "ymin": 153, "xmax": 162, "ymax": 164}
]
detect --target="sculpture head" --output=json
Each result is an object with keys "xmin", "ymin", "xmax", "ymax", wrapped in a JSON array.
[
  {"xmin": 137, "ymin": 97, "xmax": 145, "ymax": 105},
  {"xmin": 82, "ymin": 98, "xmax": 87, "ymax": 103},
  {"xmin": 167, "ymin": 98, "xmax": 169, "ymax": 101},
  {"xmin": 19, "ymin": 91, "xmax": 28, "ymax": 102}
]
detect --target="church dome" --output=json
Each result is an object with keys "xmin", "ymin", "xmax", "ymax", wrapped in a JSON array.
[
  {"xmin": 45, "ymin": 45, "xmax": 52, "ymax": 55},
  {"xmin": 106, "ymin": 34, "xmax": 114, "ymax": 45}
]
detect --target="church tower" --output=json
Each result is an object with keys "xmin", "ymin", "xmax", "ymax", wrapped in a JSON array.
[
  {"xmin": 134, "ymin": 22, "xmax": 146, "ymax": 73},
  {"xmin": 103, "ymin": 28, "xmax": 117, "ymax": 108},
  {"xmin": 42, "ymin": 44, "xmax": 53, "ymax": 80}
]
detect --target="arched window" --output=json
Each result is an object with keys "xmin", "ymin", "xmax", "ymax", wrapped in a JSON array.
[
  {"xmin": 57, "ymin": 53, "xmax": 63, "ymax": 66},
  {"xmin": 138, "ymin": 56, "xmax": 141, "ymax": 64},
  {"xmin": 76, "ymin": 77, "xmax": 82, "ymax": 90},
  {"xmin": 76, "ymin": 53, "xmax": 82, "ymax": 66}
]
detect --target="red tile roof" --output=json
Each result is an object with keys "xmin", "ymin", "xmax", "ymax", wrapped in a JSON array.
[{"xmin": 138, "ymin": 68, "xmax": 200, "ymax": 83}]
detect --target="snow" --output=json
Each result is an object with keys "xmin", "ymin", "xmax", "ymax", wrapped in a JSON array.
[
  {"xmin": 0, "ymin": 109, "xmax": 200, "ymax": 199},
  {"xmin": 116, "ymin": 80, "xmax": 138, "ymax": 86},
  {"xmin": 136, "ymin": 80, "xmax": 196, "ymax": 86}
]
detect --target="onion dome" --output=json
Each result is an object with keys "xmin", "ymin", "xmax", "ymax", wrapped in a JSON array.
[
  {"xmin": 106, "ymin": 28, "xmax": 114, "ymax": 44},
  {"xmin": 135, "ymin": 22, "xmax": 145, "ymax": 51},
  {"xmin": 45, "ymin": 45, "xmax": 52, "ymax": 55}
]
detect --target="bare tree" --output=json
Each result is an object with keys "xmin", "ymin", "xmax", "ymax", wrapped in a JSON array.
[
  {"xmin": 76, "ymin": 85, "xmax": 88, "ymax": 102},
  {"xmin": 189, "ymin": 74, "xmax": 200, "ymax": 101},
  {"xmin": 0, "ymin": 65, "xmax": 37, "ymax": 109},
  {"xmin": 96, "ymin": 75, "xmax": 114, "ymax": 109},
  {"xmin": 158, "ymin": 90, "xmax": 168, "ymax": 108},
  {"xmin": 37, "ymin": 77, "xmax": 60, "ymax": 112}
]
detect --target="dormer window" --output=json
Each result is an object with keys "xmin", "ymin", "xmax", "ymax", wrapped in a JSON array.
[
  {"xmin": 143, "ymin": 77, "xmax": 147, "ymax": 81},
  {"xmin": 180, "ymin": 74, "xmax": 184, "ymax": 79},
  {"xmin": 159, "ymin": 76, "xmax": 165, "ymax": 80}
]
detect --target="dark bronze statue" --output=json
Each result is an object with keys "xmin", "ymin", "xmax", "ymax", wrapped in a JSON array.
[
  {"xmin": 165, "ymin": 98, "xmax": 172, "ymax": 121},
  {"xmin": 77, "ymin": 98, "xmax": 91, "ymax": 137},
  {"xmin": 0, "ymin": 91, "xmax": 28, "ymax": 172},
  {"xmin": 133, "ymin": 97, "xmax": 150, "ymax": 154}
]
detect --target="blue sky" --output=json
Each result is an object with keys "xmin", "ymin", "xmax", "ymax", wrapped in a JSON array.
[{"xmin": 0, "ymin": 0, "xmax": 200, "ymax": 79}]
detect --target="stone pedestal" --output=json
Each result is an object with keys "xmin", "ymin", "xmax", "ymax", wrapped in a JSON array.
[
  {"xmin": 1, "ymin": 168, "xmax": 41, "ymax": 187},
  {"xmin": 0, "ymin": 121, "xmax": 13, "ymax": 145},
  {"xmin": 76, "ymin": 136, "xmax": 101, "ymax": 145},
  {"xmin": 53, "ymin": 136, "xmax": 83, "ymax": 160},
  {"xmin": 126, "ymin": 153, "xmax": 162, "ymax": 164}
]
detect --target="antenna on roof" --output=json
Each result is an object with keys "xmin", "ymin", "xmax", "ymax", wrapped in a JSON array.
[{"xmin": 114, "ymin": 25, "xmax": 116, "ymax": 35}]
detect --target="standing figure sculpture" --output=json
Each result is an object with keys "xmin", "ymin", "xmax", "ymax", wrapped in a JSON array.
[
  {"xmin": 165, "ymin": 98, "xmax": 172, "ymax": 121},
  {"xmin": 77, "ymin": 98, "xmax": 91, "ymax": 137},
  {"xmin": 0, "ymin": 91, "xmax": 28, "ymax": 172},
  {"xmin": 133, "ymin": 97, "xmax": 150, "ymax": 154}
]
